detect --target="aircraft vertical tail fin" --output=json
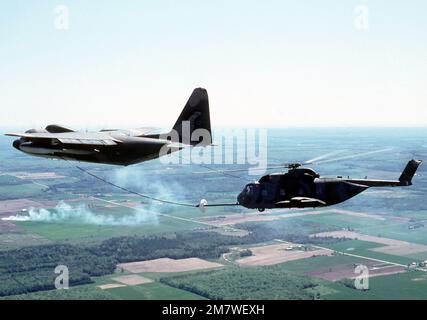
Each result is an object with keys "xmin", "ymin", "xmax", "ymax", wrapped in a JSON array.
[
  {"xmin": 169, "ymin": 88, "xmax": 212, "ymax": 146},
  {"xmin": 399, "ymin": 160, "xmax": 422, "ymax": 186}
]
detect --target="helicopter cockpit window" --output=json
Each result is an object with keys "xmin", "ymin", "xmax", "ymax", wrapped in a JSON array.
[{"xmin": 246, "ymin": 185, "xmax": 253, "ymax": 194}]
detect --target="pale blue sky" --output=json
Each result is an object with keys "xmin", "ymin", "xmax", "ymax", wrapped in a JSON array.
[{"xmin": 1, "ymin": 0, "xmax": 426, "ymax": 129}]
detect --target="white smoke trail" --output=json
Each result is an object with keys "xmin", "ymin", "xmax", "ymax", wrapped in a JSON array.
[
  {"xmin": 1, "ymin": 201, "xmax": 158, "ymax": 226},
  {"xmin": 112, "ymin": 165, "xmax": 188, "ymax": 206},
  {"xmin": 2, "ymin": 215, "xmax": 31, "ymax": 222}
]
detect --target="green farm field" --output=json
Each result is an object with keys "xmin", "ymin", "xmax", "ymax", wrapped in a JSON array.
[
  {"xmin": 0, "ymin": 282, "xmax": 205, "ymax": 300},
  {"xmin": 0, "ymin": 128, "xmax": 426, "ymax": 300}
]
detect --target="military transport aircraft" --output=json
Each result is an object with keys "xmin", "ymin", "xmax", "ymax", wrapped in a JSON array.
[
  {"xmin": 6, "ymin": 88, "xmax": 211, "ymax": 166},
  {"xmin": 199, "ymin": 160, "xmax": 422, "ymax": 212}
]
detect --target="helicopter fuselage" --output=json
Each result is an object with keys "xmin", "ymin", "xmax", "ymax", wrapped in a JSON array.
[{"xmin": 237, "ymin": 160, "xmax": 421, "ymax": 212}]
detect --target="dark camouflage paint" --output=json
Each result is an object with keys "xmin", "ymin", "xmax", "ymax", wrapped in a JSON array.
[
  {"xmin": 10, "ymin": 88, "xmax": 211, "ymax": 166},
  {"xmin": 238, "ymin": 160, "xmax": 422, "ymax": 211}
]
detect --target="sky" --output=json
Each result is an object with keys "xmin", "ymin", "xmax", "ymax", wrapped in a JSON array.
[{"xmin": 0, "ymin": 0, "xmax": 426, "ymax": 130}]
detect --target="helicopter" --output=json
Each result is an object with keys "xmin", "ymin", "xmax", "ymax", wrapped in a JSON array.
[{"xmin": 198, "ymin": 159, "xmax": 422, "ymax": 212}]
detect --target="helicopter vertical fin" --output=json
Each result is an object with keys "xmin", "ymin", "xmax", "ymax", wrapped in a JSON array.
[{"xmin": 399, "ymin": 160, "xmax": 422, "ymax": 186}]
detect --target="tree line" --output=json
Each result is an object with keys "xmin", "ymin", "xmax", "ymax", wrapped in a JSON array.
[{"xmin": 0, "ymin": 220, "xmax": 340, "ymax": 296}]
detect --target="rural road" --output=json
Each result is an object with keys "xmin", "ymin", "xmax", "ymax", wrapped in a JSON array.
[{"xmin": 274, "ymin": 239, "xmax": 427, "ymax": 272}]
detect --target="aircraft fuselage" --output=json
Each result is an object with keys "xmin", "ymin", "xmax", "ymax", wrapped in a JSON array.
[{"xmin": 12, "ymin": 134, "xmax": 172, "ymax": 166}]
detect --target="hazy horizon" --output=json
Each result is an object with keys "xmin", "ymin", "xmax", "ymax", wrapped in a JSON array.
[{"xmin": 1, "ymin": 1, "xmax": 426, "ymax": 128}]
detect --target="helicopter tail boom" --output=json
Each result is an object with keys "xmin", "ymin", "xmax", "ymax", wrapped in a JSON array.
[{"xmin": 345, "ymin": 160, "xmax": 422, "ymax": 187}]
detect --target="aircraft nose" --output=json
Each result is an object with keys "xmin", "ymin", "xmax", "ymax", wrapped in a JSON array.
[
  {"xmin": 237, "ymin": 191, "xmax": 246, "ymax": 205},
  {"xmin": 13, "ymin": 139, "xmax": 22, "ymax": 150}
]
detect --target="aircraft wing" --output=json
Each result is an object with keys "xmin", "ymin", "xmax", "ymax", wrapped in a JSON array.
[
  {"xmin": 164, "ymin": 141, "xmax": 192, "ymax": 149},
  {"xmin": 100, "ymin": 127, "xmax": 162, "ymax": 137},
  {"xmin": 131, "ymin": 127, "xmax": 162, "ymax": 136},
  {"xmin": 5, "ymin": 132, "xmax": 121, "ymax": 146}
]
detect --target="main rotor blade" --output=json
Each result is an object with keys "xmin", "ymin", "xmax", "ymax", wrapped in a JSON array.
[
  {"xmin": 193, "ymin": 165, "xmax": 285, "ymax": 174},
  {"xmin": 193, "ymin": 148, "xmax": 393, "ymax": 175},
  {"xmin": 313, "ymin": 147, "xmax": 393, "ymax": 165},
  {"xmin": 304, "ymin": 150, "xmax": 347, "ymax": 164}
]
